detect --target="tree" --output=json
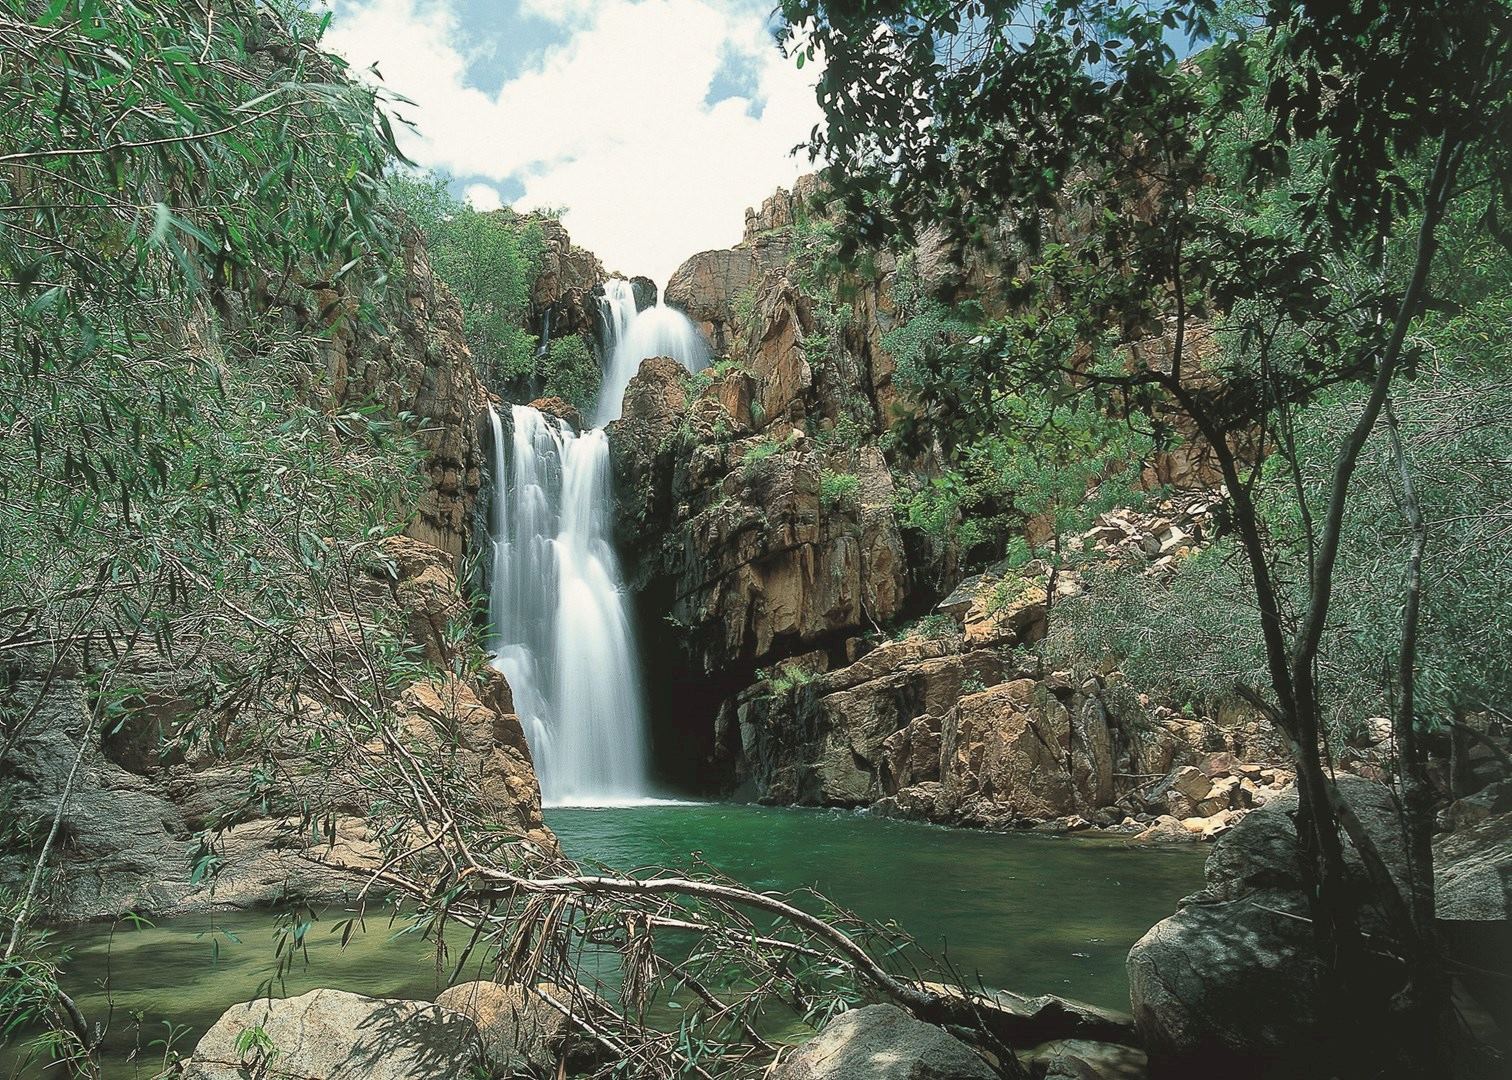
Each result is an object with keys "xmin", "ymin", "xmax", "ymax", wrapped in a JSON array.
[
  {"xmin": 385, "ymin": 172, "xmax": 545, "ymax": 394},
  {"xmin": 779, "ymin": 0, "xmax": 1512, "ymax": 1073}
]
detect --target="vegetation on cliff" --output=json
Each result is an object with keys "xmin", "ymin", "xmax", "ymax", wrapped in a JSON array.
[{"xmin": 782, "ymin": 0, "xmax": 1512, "ymax": 1073}]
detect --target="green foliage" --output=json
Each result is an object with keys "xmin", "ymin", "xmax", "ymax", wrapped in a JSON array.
[
  {"xmin": 741, "ymin": 431, "xmax": 796, "ymax": 465},
  {"xmin": 764, "ymin": 663, "xmax": 818, "ymax": 695},
  {"xmin": 384, "ymin": 172, "xmax": 542, "ymax": 392},
  {"xmin": 882, "ymin": 299, "xmax": 979, "ymax": 393},
  {"xmin": 0, "ymin": 2, "xmax": 425, "ymax": 1061},
  {"xmin": 892, "ymin": 613, "xmax": 962, "ymax": 645},
  {"xmin": 819, "ymin": 470, "xmax": 860, "ymax": 511},
  {"xmin": 537, "ymin": 333, "xmax": 600, "ymax": 412}
]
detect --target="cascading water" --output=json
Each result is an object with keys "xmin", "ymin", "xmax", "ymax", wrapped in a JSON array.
[
  {"xmin": 594, "ymin": 279, "xmax": 709, "ymax": 426},
  {"xmin": 485, "ymin": 281, "xmax": 708, "ymax": 805},
  {"xmin": 486, "ymin": 405, "xmax": 651, "ymax": 805}
]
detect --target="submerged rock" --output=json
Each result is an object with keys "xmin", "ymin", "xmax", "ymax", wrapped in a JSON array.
[
  {"xmin": 771, "ymin": 1003, "xmax": 997, "ymax": 1080},
  {"xmin": 1023, "ymin": 1038, "xmax": 1146, "ymax": 1080},
  {"xmin": 182, "ymin": 988, "xmax": 486, "ymax": 1080}
]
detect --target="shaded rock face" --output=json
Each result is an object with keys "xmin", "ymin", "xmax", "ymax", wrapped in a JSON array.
[
  {"xmin": 1126, "ymin": 777, "xmax": 1413, "ymax": 1078},
  {"xmin": 607, "ymin": 350, "xmax": 910, "ymax": 791},
  {"xmin": 771, "ymin": 1003, "xmax": 997, "ymax": 1080},
  {"xmin": 531, "ymin": 216, "xmax": 606, "ymax": 339},
  {"xmin": 606, "ymin": 176, "xmax": 938, "ymax": 792},
  {"xmin": 732, "ymin": 637, "xmax": 1010, "ymax": 805},
  {"xmin": 183, "ymin": 988, "xmax": 485, "ymax": 1080}
]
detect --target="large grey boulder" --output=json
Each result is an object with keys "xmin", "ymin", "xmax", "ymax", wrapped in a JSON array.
[
  {"xmin": 771, "ymin": 1003, "xmax": 997, "ymax": 1079},
  {"xmin": 182, "ymin": 988, "xmax": 487, "ymax": 1079},
  {"xmin": 1126, "ymin": 776, "xmax": 1409, "ymax": 1077},
  {"xmin": 1435, "ymin": 808, "xmax": 1512, "ymax": 921},
  {"xmin": 435, "ymin": 980, "xmax": 567, "ymax": 1075}
]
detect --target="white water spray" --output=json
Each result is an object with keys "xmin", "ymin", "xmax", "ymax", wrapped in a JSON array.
[
  {"xmin": 485, "ymin": 281, "xmax": 708, "ymax": 806},
  {"xmin": 594, "ymin": 279, "xmax": 709, "ymax": 426}
]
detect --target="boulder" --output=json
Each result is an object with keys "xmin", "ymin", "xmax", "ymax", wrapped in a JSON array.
[
  {"xmin": 527, "ymin": 395, "xmax": 582, "ymax": 431},
  {"xmin": 664, "ymin": 248, "xmax": 763, "ymax": 355},
  {"xmin": 1023, "ymin": 1039, "xmax": 1146, "ymax": 1080},
  {"xmin": 182, "ymin": 988, "xmax": 485, "ymax": 1080},
  {"xmin": 435, "ymin": 981, "xmax": 568, "ymax": 1075},
  {"xmin": 939, "ymin": 680, "xmax": 1112, "ymax": 821},
  {"xmin": 1127, "ymin": 776, "xmax": 1410, "ymax": 1077},
  {"xmin": 771, "ymin": 1004, "xmax": 996, "ymax": 1079},
  {"xmin": 1434, "ymin": 808, "xmax": 1512, "ymax": 921}
]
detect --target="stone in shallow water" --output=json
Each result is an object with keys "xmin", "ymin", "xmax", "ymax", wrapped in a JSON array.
[
  {"xmin": 771, "ymin": 1003, "xmax": 997, "ymax": 1079},
  {"xmin": 182, "ymin": 988, "xmax": 485, "ymax": 1080}
]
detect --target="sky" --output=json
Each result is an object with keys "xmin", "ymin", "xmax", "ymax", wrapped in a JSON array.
[{"xmin": 323, "ymin": 0, "xmax": 824, "ymax": 284}]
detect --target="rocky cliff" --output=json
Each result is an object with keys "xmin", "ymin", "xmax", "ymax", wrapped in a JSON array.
[
  {"xmin": 4, "ymin": 237, "xmax": 548, "ymax": 920},
  {"xmin": 610, "ymin": 178, "xmax": 1292, "ymax": 832}
]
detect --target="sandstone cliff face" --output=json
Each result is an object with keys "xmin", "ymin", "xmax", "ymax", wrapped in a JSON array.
[
  {"xmin": 531, "ymin": 216, "xmax": 607, "ymax": 340},
  {"xmin": 306, "ymin": 233, "xmax": 488, "ymax": 564}
]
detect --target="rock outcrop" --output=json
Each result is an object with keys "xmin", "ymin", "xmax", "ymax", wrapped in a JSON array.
[
  {"xmin": 618, "ymin": 179, "xmax": 1292, "ymax": 824},
  {"xmin": 531, "ymin": 215, "xmax": 606, "ymax": 339},
  {"xmin": 771, "ymin": 1004, "xmax": 997, "ymax": 1080},
  {"xmin": 435, "ymin": 981, "xmax": 571, "ymax": 1076},
  {"xmin": 310, "ymin": 233, "xmax": 490, "ymax": 564},
  {"xmin": 1, "ymin": 534, "xmax": 547, "ymax": 920},
  {"xmin": 183, "ymin": 989, "xmax": 486, "ymax": 1080},
  {"xmin": 1126, "ymin": 776, "xmax": 1412, "ymax": 1077}
]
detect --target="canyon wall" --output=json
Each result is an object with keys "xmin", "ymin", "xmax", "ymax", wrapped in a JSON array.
[
  {"xmin": 4, "ymin": 237, "xmax": 549, "ymax": 920},
  {"xmin": 613, "ymin": 178, "xmax": 1295, "ymax": 833}
]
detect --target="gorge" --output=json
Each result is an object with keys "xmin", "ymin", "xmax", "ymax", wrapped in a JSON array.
[{"xmin": 5, "ymin": 4, "xmax": 1511, "ymax": 1080}]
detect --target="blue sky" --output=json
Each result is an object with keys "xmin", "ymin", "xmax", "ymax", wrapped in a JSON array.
[{"xmin": 324, "ymin": 0, "xmax": 821, "ymax": 283}]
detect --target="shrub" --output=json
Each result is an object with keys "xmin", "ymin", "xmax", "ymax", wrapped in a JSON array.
[
  {"xmin": 820, "ymin": 470, "xmax": 860, "ymax": 511},
  {"xmin": 540, "ymin": 334, "xmax": 600, "ymax": 412}
]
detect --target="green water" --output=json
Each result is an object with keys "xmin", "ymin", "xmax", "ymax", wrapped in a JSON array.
[{"xmin": 10, "ymin": 804, "xmax": 1203, "ymax": 1078}]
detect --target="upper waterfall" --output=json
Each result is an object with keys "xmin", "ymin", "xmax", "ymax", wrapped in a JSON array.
[{"xmin": 593, "ymin": 278, "xmax": 709, "ymax": 426}]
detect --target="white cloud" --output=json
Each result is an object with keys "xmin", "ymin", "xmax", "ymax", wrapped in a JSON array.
[
  {"xmin": 463, "ymin": 182, "xmax": 503, "ymax": 211},
  {"xmin": 326, "ymin": 0, "xmax": 822, "ymax": 284}
]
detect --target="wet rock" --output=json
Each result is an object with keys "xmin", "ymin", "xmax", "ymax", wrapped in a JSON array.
[
  {"xmin": 1024, "ymin": 1039, "xmax": 1146, "ymax": 1080},
  {"xmin": 527, "ymin": 395, "xmax": 582, "ymax": 430},
  {"xmin": 183, "ymin": 988, "xmax": 485, "ymax": 1080},
  {"xmin": 771, "ymin": 1004, "xmax": 996, "ymax": 1080}
]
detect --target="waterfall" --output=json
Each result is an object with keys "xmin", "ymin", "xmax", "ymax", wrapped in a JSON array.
[
  {"xmin": 485, "ymin": 280, "xmax": 708, "ymax": 806},
  {"xmin": 486, "ymin": 404, "xmax": 651, "ymax": 806},
  {"xmin": 593, "ymin": 279, "xmax": 709, "ymax": 426}
]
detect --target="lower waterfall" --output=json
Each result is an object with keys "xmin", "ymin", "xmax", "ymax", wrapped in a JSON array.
[
  {"xmin": 486, "ymin": 405, "xmax": 651, "ymax": 805},
  {"xmin": 485, "ymin": 285, "xmax": 707, "ymax": 805}
]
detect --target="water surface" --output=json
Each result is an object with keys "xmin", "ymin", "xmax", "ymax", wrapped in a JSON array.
[{"xmin": 10, "ymin": 805, "xmax": 1202, "ymax": 1078}]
